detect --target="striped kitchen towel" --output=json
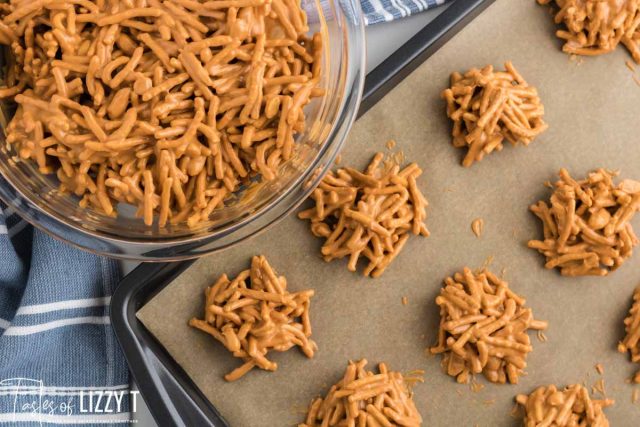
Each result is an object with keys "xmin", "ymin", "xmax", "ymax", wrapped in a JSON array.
[
  {"xmin": 361, "ymin": 0, "xmax": 448, "ymax": 25},
  {"xmin": 0, "ymin": 202, "xmax": 131, "ymax": 426}
]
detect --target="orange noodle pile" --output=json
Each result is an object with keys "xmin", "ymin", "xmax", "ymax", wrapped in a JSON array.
[{"xmin": 0, "ymin": 0, "xmax": 324, "ymax": 226}]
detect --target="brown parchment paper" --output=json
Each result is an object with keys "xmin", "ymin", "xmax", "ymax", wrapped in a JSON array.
[{"xmin": 137, "ymin": 0, "xmax": 640, "ymax": 425}]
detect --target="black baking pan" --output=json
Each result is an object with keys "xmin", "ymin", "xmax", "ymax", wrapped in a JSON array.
[{"xmin": 110, "ymin": 1, "xmax": 495, "ymax": 425}]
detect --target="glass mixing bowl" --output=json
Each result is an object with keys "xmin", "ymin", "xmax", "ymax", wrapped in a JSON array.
[{"xmin": 0, "ymin": 0, "xmax": 365, "ymax": 260}]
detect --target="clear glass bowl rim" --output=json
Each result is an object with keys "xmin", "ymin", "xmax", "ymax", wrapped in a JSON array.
[{"xmin": 0, "ymin": 0, "xmax": 366, "ymax": 261}]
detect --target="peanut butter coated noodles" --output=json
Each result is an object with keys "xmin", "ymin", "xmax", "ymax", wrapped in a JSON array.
[
  {"xmin": 300, "ymin": 359, "xmax": 423, "ymax": 427},
  {"xmin": 298, "ymin": 151, "xmax": 430, "ymax": 278},
  {"xmin": 442, "ymin": 62, "xmax": 547, "ymax": 167},
  {"xmin": 538, "ymin": 0, "xmax": 640, "ymax": 63},
  {"xmin": 189, "ymin": 255, "xmax": 316, "ymax": 381},
  {"xmin": 0, "ymin": 0, "xmax": 324, "ymax": 226},
  {"xmin": 619, "ymin": 286, "xmax": 640, "ymax": 383},
  {"xmin": 430, "ymin": 267, "xmax": 548, "ymax": 385},
  {"xmin": 516, "ymin": 384, "xmax": 613, "ymax": 427},
  {"xmin": 528, "ymin": 169, "xmax": 640, "ymax": 277}
]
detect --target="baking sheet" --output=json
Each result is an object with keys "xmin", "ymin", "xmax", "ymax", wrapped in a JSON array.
[{"xmin": 137, "ymin": 0, "xmax": 640, "ymax": 425}]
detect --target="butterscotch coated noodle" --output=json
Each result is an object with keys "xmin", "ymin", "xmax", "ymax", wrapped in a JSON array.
[
  {"xmin": 430, "ymin": 267, "xmax": 548, "ymax": 384},
  {"xmin": 298, "ymin": 150, "xmax": 429, "ymax": 277},
  {"xmin": 0, "ymin": 0, "xmax": 324, "ymax": 227},
  {"xmin": 516, "ymin": 384, "xmax": 614, "ymax": 427},
  {"xmin": 528, "ymin": 168, "xmax": 640, "ymax": 276},
  {"xmin": 618, "ymin": 286, "xmax": 640, "ymax": 383},
  {"xmin": 538, "ymin": 0, "xmax": 640, "ymax": 63},
  {"xmin": 188, "ymin": 255, "xmax": 316, "ymax": 381},
  {"xmin": 442, "ymin": 62, "xmax": 547, "ymax": 167},
  {"xmin": 299, "ymin": 359, "xmax": 423, "ymax": 427},
  {"xmin": 471, "ymin": 217, "xmax": 484, "ymax": 238}
]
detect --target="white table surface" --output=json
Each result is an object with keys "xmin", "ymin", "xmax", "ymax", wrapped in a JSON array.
[{"xmin": 122, "ymin": 5, "xmax": 449, "ymax": 425}]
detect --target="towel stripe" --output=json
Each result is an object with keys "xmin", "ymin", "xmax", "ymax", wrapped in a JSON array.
[
  {"xmin": 0, "ymin": 318, "xmax": 10, "ymax": 330},
  {"xmin": 16, "ymin": 297, "xmax": 111, "ymax": 315},
  {"xmin": 367, "ymin": 0, "xmax": 395, "ymax": 22},
  {"xmin": 0, "ymin": 412, "xmax": 132, "ymax": 424},
  {"xmin": 392, "ymin": 0, "xmax": 411, "ymax": 17},
  {"xmin": 361, "ymin": 0, "xmax": 449, "ymax": 25},
  {"xmin": 3, "ymin": 316, "xmax": 110, "ymax": 336},
  {"xmin": 0, "ymin": 224, "xmax": 6, "ymax": 235},
  {"xmin": 413, "ymin": 0, "xmax": 428, "ymax": 10},
  {"xmin": 0, "ymin": 384, "xmax": 129, "ymax": 392},
  {"xmin": 0, "ymin": 389, "xmax": 129, "ymax": 396}
]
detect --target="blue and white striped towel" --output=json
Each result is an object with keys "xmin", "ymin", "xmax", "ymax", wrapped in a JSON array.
[
  {"xmin": 361, "ymin": 0, "xmax": 447, "ymax": 25},
  {"xmin": 0, "ymin": 201, "xmax": 131, "ymax": 426}
]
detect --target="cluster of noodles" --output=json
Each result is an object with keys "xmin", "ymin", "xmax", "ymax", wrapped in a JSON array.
[
  {"xmin": 538, "ymin": 0, "xmax": 640, "ymax": 63},
  {"xmin": 300, "ymin": 359, "xmax": 423, "ymax": 427},
  {"xmin": 189, "ymin": 255, "xmax": 316, "ymax": 381},
  {"xmin": 619, "ymin": 286, "xmax": 640, "ymax": 383},
  {"xmin": 442, "ymin": 62, "xmax": 547, "ymax": 167},
  {"xmin": 0, "ymin": 0, "xmax": 323, "ymax": 227},
  {"xmin": 528, "ymin": 168, "xmax": 640, "ymax": 276},
  {"xmin": 516, "ymin": 384, "xmax": 614, "ymax": 427},
  {"xmin": 298, "ymin": 151, "xmax": 429, "ymax": 278},
  {"xmin": 430, "ymin": 267, "xmax": 548, "ymax": 385}
]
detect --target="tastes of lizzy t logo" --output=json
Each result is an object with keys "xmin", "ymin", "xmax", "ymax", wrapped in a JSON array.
[{"xmin": 0, "ymin": 378, "xmax": 139, "ymax": 424}]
